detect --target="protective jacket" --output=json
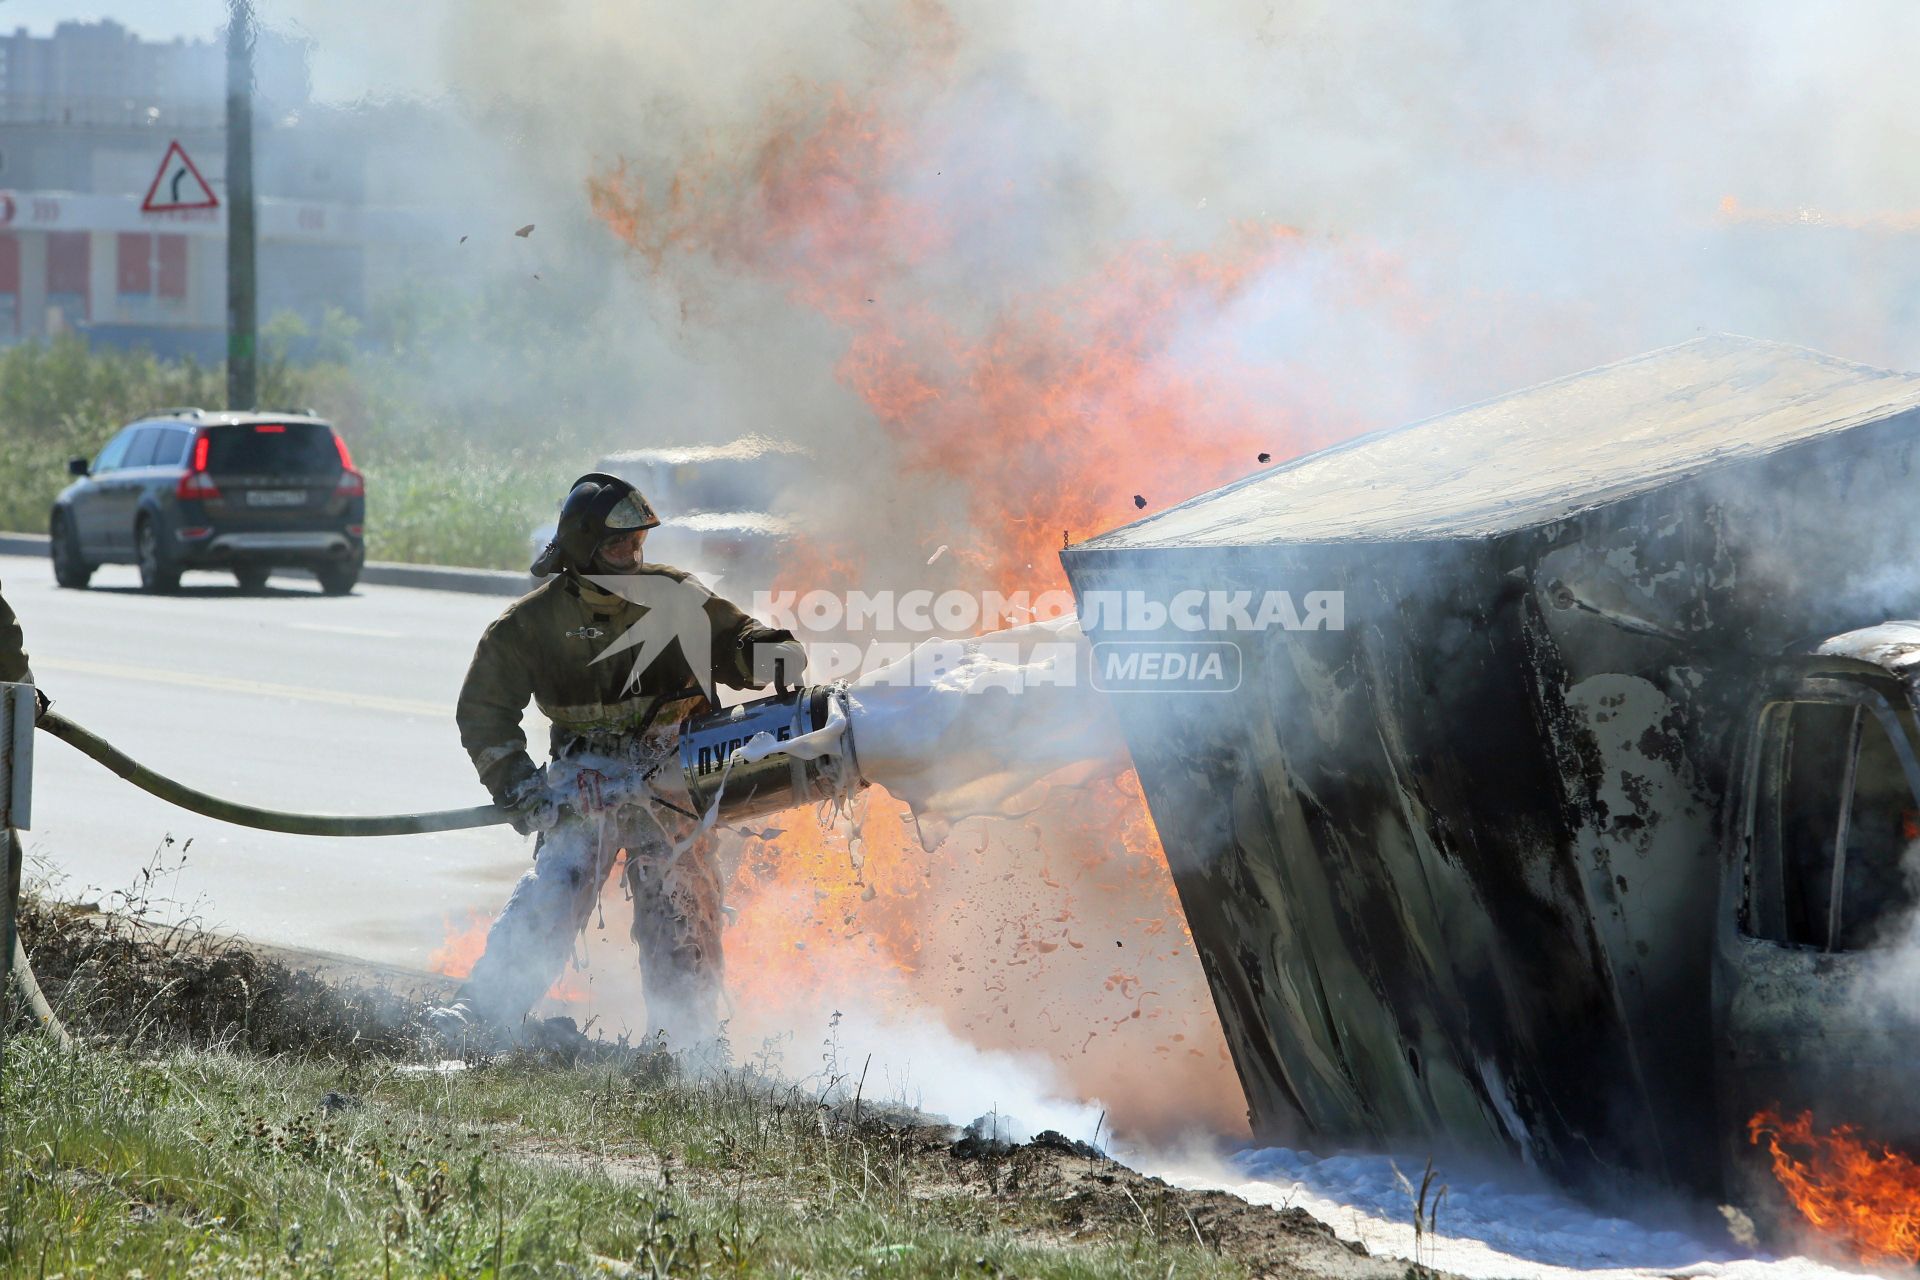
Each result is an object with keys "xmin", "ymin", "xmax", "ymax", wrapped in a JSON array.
[
  {"xmin": 457, "ymin": 566, "xmax": 784, "ymax": 804},
  {"xmin": 0, "ymin": 583, "xmax": 29, "ymax": 684}
]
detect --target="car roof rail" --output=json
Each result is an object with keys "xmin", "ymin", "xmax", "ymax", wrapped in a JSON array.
[
  {"xmin": 257, "ymin": 407, "xmax": 320, "ymax": 418},
  {"xmin": 155, "ymin": 407, "xmax": 206, "ymax": 418}
]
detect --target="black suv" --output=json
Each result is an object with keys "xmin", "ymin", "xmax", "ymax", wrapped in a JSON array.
[{"xmin": 50, "ymin": 410, "xmax": 366, "ymax": 594}]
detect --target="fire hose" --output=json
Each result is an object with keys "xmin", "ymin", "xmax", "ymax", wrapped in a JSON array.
[
  {"xmin": 8, "ymin": 686, "xmax": 858, "ymax": 1044},
  {"xmin": 35, "ymin": 710, "xmax": 509, "ymax": 836}
]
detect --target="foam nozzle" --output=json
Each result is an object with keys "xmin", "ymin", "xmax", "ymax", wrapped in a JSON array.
[{"xmin": 676, "ymin": 684, "xmax": 863, "ymax": 824}]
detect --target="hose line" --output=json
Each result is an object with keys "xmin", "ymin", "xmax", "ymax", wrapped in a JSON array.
[
  {"xmin": 11, "ymin": 933, "xmax": 70, "ymax": 1048},
  {"xmin": 34, "ymin": 710, "xmax": 510, "ymax": 836},
  {"xmin": 11, "ymin": 711, "xmax": 516, "ymax": 1044}
]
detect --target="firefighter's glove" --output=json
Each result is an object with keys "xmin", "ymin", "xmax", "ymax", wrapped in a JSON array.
[
  {"xmin": 502, "ymin": 775, "xmax": 561, "ymax": 837},
  {"xmin": 752, "ymin": 632, "xmax": 809, "ymax": 694}
]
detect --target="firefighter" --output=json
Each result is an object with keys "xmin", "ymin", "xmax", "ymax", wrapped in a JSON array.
[
  {"xmin": 0, "ymin": 582, "xmax": 28, "ymax": 686},
  {"xmin": 0, "ymin": 579, "xmax": 48, "ymax": 721},
  {"xmin": 434, "ymin": 473, "xmax": 805, "ymax": 1051}
]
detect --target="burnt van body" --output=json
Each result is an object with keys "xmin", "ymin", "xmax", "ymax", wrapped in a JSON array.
[{"xmin": 1063, "ymin": 335, "xmax": 1920, "ymax": 1199}]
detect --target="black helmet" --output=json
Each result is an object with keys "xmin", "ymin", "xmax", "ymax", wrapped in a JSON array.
[{"xmin": 531, "ymin": 472, "xmax": 660, "ymax": 576}]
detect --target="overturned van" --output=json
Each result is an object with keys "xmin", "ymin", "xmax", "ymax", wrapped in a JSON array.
[{"xmin": 1062, "ymin": 335, "xmax": 1920, "ymax": 1200}]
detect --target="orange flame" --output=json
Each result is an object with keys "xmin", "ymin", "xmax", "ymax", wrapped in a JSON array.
[
  {"xmin": 426, "ymin": 911, "xmax": 490, "ymax": 981},
  {"xmin": 576, "ymin": 0, "xmax": 1404, "ymax": 1135},
  {"xmin": 428, "ymin": 907, "xmax": 596, "ymax": 1007},
  {"xmin": 1750, "ymin": 1107, "xmax": 1920, "ymax": 1264},
  {"xmin": 590, "ymin": 67, "xmax": 1363, "ymax": 591}
]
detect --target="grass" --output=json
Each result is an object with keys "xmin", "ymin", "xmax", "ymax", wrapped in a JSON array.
[
  {"xmin": 2, "ymin": 892, "xmax": 1253, "ymax": 1278},
  {"xmin": 0, "ymin": 335, "xmax": 588, "ymax": 573},
  {"xmin": 358, "ymin": 453, "xmax": 573, "ymax": 573},
  {"xmin": 0, "ymin": 1036, "xmax": 1245, "ymax": 1279}
]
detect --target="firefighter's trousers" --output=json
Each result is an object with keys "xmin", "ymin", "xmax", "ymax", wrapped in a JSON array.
[{"xmin": 459, "ymin": 804, "xmax": 725, "ymax": 1048}]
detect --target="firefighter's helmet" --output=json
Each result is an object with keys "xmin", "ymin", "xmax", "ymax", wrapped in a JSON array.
[{"xmin": 530, "ymin": 472, "xmax": 660, "ymax": 576}]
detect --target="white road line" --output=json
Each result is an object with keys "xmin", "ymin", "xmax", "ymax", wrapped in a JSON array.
[
  {"xmin": 287, "ymin": 623, "xmax": 407, "ymax": 639},
  {"xmin": 35, "ymin": 655, "xmax": 451, "ymax": 719}
]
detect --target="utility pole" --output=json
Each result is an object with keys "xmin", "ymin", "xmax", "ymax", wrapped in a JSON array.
[{"xmin": 225, "ymin": 0, "xmax": 257, "ymax": 410}]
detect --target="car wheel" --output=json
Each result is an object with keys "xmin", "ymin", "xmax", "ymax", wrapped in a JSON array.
[
  {"xmin": 233, "ymin": 565, "xmax": 271, "ymax": 593},
  {"xmin": 135, "ymin": 518, "xmax": 181, "ymax": 594},
  {"xmin": 49, "ymin": 512, "xmax": 93, "ymax": 589},
  {"xmin": 315, "ymin": 560, "xmax": 360, "ymax": 596}
]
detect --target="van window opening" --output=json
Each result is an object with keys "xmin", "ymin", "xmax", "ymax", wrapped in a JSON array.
[{"xmin": 1746, "ymin": 696, "xmax": 1920, "ymax": 951}]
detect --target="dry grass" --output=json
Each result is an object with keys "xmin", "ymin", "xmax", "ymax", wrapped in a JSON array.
[{"xmin": 3, "ymin": 879, "xmax": 1410, "ymax": 1279}]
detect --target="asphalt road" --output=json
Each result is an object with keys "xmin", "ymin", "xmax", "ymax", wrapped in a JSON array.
[{"xmin": 2, "ymin": 552, "xmax": 540, "ymax": 970}]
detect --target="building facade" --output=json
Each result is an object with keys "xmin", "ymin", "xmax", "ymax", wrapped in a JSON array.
[{"xmin": 0, "ymin": 19, "xmax": 443, "ymax": 357}]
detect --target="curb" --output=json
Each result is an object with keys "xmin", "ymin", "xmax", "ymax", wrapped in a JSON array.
[
  {"xmin": 0, "ymin": 531, "xmax": 534, "ymax": 599},
  {"xmin": 357, "ymin": 562, "xmax": 534, "ymax": 598}
]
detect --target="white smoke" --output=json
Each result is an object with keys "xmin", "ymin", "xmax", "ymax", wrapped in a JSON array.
[{"xmin": 251, "ymin": 0, "xmax": 1920, "ymax": 1147}]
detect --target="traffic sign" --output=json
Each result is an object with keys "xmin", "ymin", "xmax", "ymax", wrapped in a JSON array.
[{"xmin": 140, "ymin": 141, "xmax": 218, "ymax": 213}]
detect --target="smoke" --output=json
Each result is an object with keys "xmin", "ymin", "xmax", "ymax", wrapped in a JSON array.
[
  {"xmin": 265, "ymin": 0, "xmax": 1920, "ymax": 1142},
  {"xmin": 437, "ymin": 0, "xmax": 1920, "ymax": 391}
]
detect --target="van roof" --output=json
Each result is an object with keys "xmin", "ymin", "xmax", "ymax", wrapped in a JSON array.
[{"xmin": 1079, "ymin": 335, "xmax": 1920, "ymax": 549}]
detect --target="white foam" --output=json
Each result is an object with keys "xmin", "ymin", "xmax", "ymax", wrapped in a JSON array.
[
  {"xmin": 842, "ymin": 615, "xmax": 1127, "ymax": 847},
  {"xmin": 1140, "ymin": 1146, "xmax": 1877, "ymax": 1280},
  {"xmin": 737, "ymin": 996, "xmax": 1106, "ymax": 1146},
  {"xmin": 712, "ymin": 615, "xmax": 1128, "ymax": 850}
]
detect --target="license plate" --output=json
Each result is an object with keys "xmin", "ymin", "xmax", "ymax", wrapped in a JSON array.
[{"xmin": 245, "ymin": 489, "xmax": 307, "ymax": 507}]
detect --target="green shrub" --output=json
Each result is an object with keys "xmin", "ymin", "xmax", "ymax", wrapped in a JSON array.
[{"xmin": 0, "ymin": 335, "xmax": 583, "ymax": 569}]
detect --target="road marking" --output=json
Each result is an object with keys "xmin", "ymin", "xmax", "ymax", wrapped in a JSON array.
[
  {"xmin": 288, "ymin": 623, "xmax": 406, "ymax": 639},
  {"xmin": 35, "ymin": 656, "xmax": 451, "ymax": 719}
]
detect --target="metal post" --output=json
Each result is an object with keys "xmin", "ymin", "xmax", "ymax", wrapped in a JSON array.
[
  {"xmin": 0, "ymin": 681, "xmax": 34, "ymax": 1075},
  {"xmin": 225, "ymin": 0, "xmax": 257, "ymax": 411},
  {"xmin": 1, "ymin": 827, "xmax": 15, "ymax": 1068}
]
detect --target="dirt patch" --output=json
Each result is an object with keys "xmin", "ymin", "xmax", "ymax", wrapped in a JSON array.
[
  {"xmin": 500, "ymin": 1100, "xmax": 1440, "ymax": 1280},
  {"xmin": 10, "ymin": 895, "xmax": 431, "ymax": 1058},
  {"xmin": 8, "ymin": 900, "xmax": 1451, "ymax": 1278},
  {"xmin": 883, "ymin": 1119, "xmax": 1424, "ymax": 1279}
]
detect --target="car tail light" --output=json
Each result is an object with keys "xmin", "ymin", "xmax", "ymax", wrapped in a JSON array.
[
  {"xmin": 346, "ymin": 524, "xmax": 364, "ymax": 538},
  {"xmin": 176, "ymin": 431, "xmax": 219, "ymax": 501},
  {"xmin": 254, "ymin": 424, "xmax": 286, "ymax": 433},
  {"xmin": 176, "ymin": 526, "xmax": 212, "ymax": 540},
  {"xmin": 332, "ymin": 431, "xmax": 364, "ymax": 498}
]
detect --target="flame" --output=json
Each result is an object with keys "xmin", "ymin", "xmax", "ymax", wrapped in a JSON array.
[
  {"xmin": 426, "ymin": 911, "xmax": 490, "ymax": 981},
  {"xmin": 1750, "ymin": 1107, "xmax": 1920, "ymax": 1263},
  {"xmin": 590, "ymin": 51, "xmax": 1361, "ymax": 591},
  {"xmin": 428, "ymin": 898, "xmax": 604, "ymax": 1008},
  {"xmin": 834, "ymin": 226, "xmax": 1330, "ymax": 590},
  {"xmin": 577, "ymin": 0, "xmax": 1405, "ymax": 1135}
]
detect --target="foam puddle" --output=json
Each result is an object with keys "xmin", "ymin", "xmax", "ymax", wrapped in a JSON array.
[{"xmin": 1138, "ymin": 1147, "xmax": 1876, "ymax": 1280}]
